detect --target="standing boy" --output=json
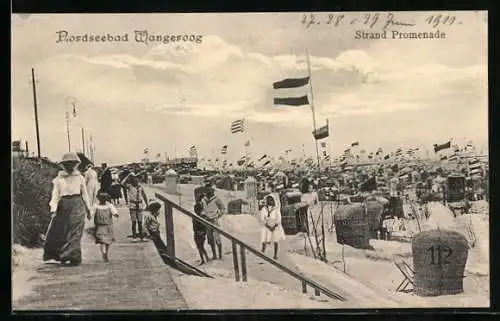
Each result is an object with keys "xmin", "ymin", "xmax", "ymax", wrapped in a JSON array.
[
  {"xmin": 126, "ymin": 173, "xmax": 149, "ymax": 240},
  {"xmin": 203, "ymin": 185, "xmax": 226, "ymax": 260}
]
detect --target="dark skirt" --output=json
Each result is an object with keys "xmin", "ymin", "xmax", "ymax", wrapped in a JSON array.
[
  {"xmin": 43, "ymin": 195, "xmax": 87, "ymax": 264},
  {"xmin": 110, "ymin": 184, "xmax": 122, "ymax": 199}
]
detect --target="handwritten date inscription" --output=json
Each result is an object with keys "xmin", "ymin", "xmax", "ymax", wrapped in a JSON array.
[{"xmin": 301, "ymin": 13, "xmax": 461, "ymax": 30}]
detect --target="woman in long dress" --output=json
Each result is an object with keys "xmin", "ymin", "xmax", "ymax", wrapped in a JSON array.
[
  {"xmin": 43, "ymin": 153, "xmax": 92, "ymax": 266},
  {"xmin": 84, "ymin": 164, "xmax": 99, "ymax": 208},
  {"xmin": 260, "ymin": 194, "xmax": 285, "ymax": 260}
]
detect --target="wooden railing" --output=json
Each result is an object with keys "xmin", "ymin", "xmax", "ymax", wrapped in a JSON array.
[{"xmin": 155, "ymin": 192, "xmax": 347, "ymax": 302}]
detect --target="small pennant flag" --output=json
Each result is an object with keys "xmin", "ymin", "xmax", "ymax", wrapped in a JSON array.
[
  {"xmin": 231, "ymin": 119, "xmax": 245, "ymax": 134},
  {"xmin": 263, "ymin": 160, "xmax": 272, "ymax": 167},
  {"xmin": 144, "ymin": 148, "xmax": 149, "ymax": 154},
  {"xmin": 245, "ymin": 140, "xmax": 250, "ymax": 147},
  {"xmin": 351, "ymin": 141, "xmax": 359, "ymax": 147},
  {"xmin": 221, "ymin": 145, "xmax": 228, "ymax": 155},
  {"xmin": 434, "ymin": 141, "xmax": 451, "ymax": 153},
  {"xmin": 313, "ymin": 122, "xmax": 329, "ymax": 140},
  {"xmin": 258, "ymin": 154, "xmax": 268, "ymax": 161}
]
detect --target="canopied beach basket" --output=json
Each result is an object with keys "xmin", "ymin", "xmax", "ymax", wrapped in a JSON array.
[
  {"xmin": 412, "ymin": 229, "xmax": 468, "ymax": 296},
  {"xmin": 334, "ymin": 204, "xmax": 372, "ymax": 250}
]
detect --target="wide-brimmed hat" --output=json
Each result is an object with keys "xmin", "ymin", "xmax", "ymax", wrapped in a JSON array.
[{"xmin": 59, "ymin": 152, "xmax": 81, "ymax": 164}]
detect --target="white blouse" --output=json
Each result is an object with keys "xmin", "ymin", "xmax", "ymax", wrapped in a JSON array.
[
  {"xmin": 49, "ymin": 170, "xmax": 92, "ymax": 213},
  {"xmin": 260, "ymin": 206, "xmax": 282, "ymax": 227}
]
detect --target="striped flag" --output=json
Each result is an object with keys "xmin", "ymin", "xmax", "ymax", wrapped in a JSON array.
[
  {"xmin": 231, "ymin": 119, "xmax": 245, "ymax": 134},
  {"xmin": 313, "ymin": 123, "xmax": 329, "ymax": 140},
  {"xmin": 221, "ymin": 145, "xmax": 228, "ymax": 155},
  {"xmin": 449, "ymin": 152, "xmax": 459, "ymax": 162},
  {"xmin": 189, "ymin": 145, "xmax": 197, "ymax": 157},
  {"xmin": 273, "ymin": 76, "xmax": 310, "ymax": 107},
  {"xmin": 470, "ymin": 168, "xmax": 482, "ymax": 176},
  {"xmin": 469, "ymin": 158, "xmax": 481, "ymax": 170},
  {"xmin": 144, "ymin": 148, "xmax": 149, "ymax": 154}
]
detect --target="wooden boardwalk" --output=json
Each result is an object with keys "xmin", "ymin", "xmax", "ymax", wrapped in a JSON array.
[{"xmin": 14, "ymin": 205, "xmax": 188, "ymax": 310}]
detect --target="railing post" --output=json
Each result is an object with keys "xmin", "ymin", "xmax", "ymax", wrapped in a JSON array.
[
  {"xmin": 231, "ymin": 241, "xmax": 240, "ymax": 282},
  {"xmin": 302, "ymin": 281, "xmax": 307, "ymax": 293},
  {"xmin": 164, "ymin": 201, "xmax": 176, "ymax": 258},
  {"xmin": 314, "ymin": 288, "xmax": 320, "ymax": 296},
  {"xmin": 240, "ymin": 245, "xmax": 247, "ymax": 282}
]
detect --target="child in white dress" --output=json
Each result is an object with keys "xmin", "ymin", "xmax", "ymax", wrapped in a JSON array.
[{"xmin": 260, "ymin": 194, "xmax": 285, "ymax": 260}]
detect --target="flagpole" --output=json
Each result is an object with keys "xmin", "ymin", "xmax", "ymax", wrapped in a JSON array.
[
  {"xmin": 306, "ymin": 50, "xmax": 322, "ymax": 175},
  {"xmin": 244, "ymin": 117, "xmax": 249, "ymax": 170},
  {"xmin": 31, "ymin": 68, "xmax": 42, "ymax": 159},
  {"xmin": 65, "ymin": 108, "xmax": 71, "ymax": 152},
  {"xmin": 81, "ymin": 127, "xmax": 86, "ymax": 156}
]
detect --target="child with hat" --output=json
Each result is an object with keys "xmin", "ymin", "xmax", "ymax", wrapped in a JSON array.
[
  {"xmin": 125, "ymin": 172, "xmax": 149, "ymax": 240},
  {"xmin": 92, "ymin": 192, "xmax": 119, "ymax": 262},
  {"xmin": 142, "ymin": 200, "xmax": 163, "ymax": 247}
]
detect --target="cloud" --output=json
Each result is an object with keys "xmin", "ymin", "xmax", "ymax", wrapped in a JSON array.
[
  {"xmin": 12, "ymin": 14, "xmax": 488, "ymax": 165},
  {"xmin": 34, "ymin": 34, "xmax": 486, "ymax": 128}
]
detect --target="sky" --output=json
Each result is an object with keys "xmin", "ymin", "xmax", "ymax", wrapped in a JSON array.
[{"xmin": 12, "ymin": 12, "xmax": 488, "ymax": 165}]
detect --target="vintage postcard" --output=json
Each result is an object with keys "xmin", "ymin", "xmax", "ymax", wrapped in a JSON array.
[{"xmin": 12, "ymin": 11, "xmax": 488, "ymax": 310}]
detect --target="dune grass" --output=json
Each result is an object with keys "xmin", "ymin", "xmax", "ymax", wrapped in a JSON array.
[{"xmin": 13, "ymin": 157, "xmax": 59, "ymax": 248}]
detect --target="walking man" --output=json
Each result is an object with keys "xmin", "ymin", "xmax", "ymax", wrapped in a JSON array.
[
  {"xmin": 99, "ymin": 163, "xmax": 113, "ymax": 195},
  {"xmin": 118, "ymin": 166, "xmax": 131, "ymax": 205}
]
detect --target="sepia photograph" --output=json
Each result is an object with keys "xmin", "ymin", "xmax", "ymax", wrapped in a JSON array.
[{"xmin": 12, "ymin": 11, "xmax": 488, "ymax": 310}]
